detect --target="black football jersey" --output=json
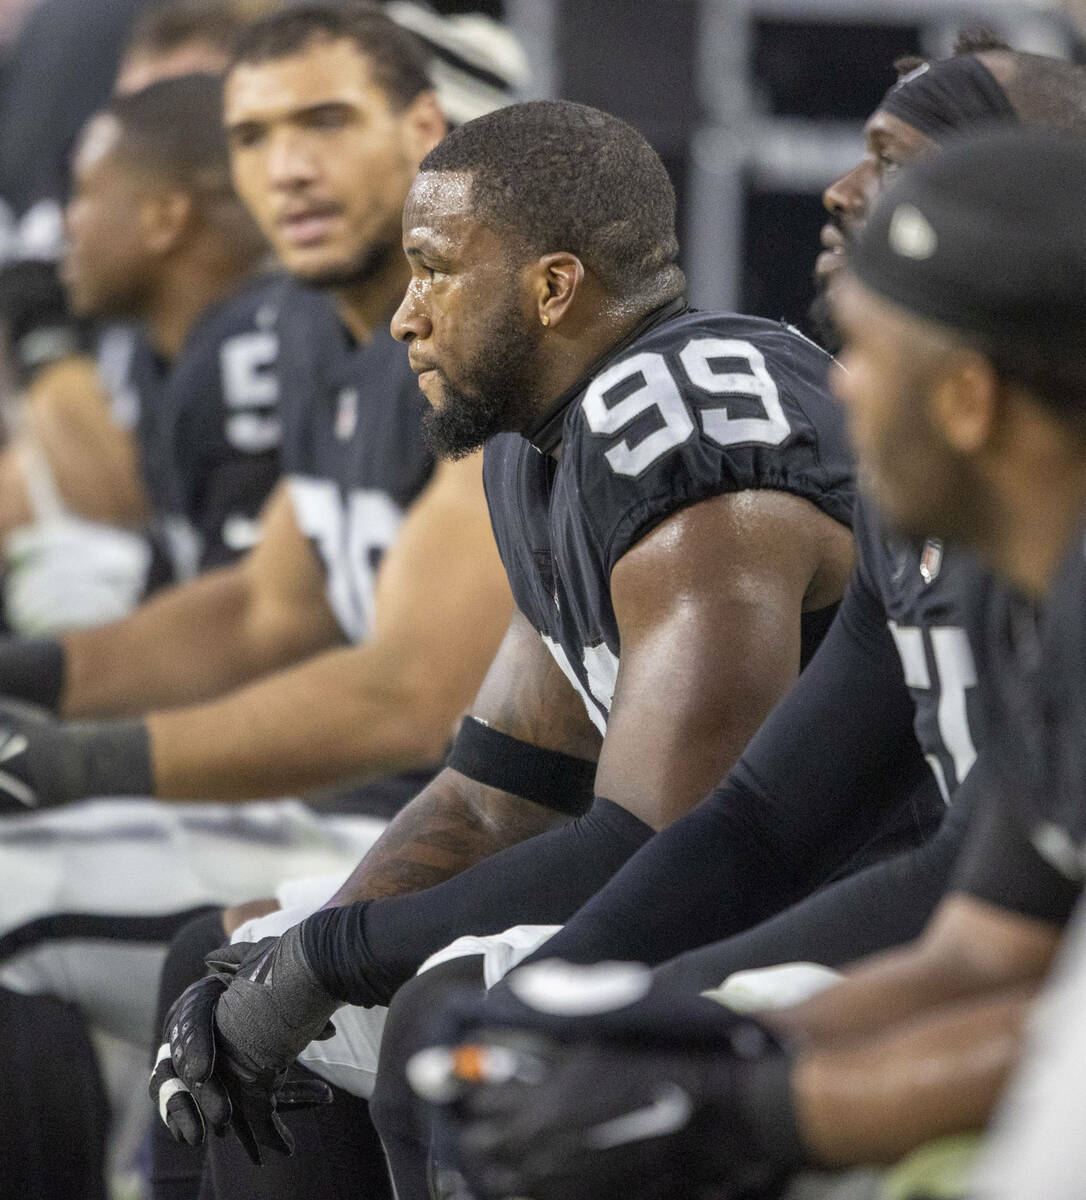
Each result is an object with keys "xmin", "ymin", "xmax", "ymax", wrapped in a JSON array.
[
  {"xmin": 970, "ymin": 531, "xmax": 1086, "ymax": 875},
  {"xmin": 275, "ymin": 282, "xmax": 435, "ymax": 645},
  {"xmin": 98, "ymin": 272, "xmax": 284, "ymax": 576},
  {"xmin": 852, "ymin": 493, "xmax": 988, "ymax": 801},
  {"xmin": 483, "ymin": 303, "xmax": 854, "ymax": 734}
]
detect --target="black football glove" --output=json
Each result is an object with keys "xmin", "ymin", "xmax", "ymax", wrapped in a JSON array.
[
  {"xmin": 151, "ymin": 970, "xmax": 334, "ymax": 1165},
  {"xmin": 0, "ymin": 697, "xmax": 151, "ymax": 813},
  {"xmin": 408, "ymin": 959, "xmax": 806, "ymax": 1200},
  {"xmin": 161, "ymin": 924, "xmax": 340, "ymax": 1164}
]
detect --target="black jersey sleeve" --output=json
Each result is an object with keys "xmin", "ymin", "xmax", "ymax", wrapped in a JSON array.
[
  {"xmin": 515, "ymin": 564, "xmax": 941, "ymax": 971},
  {"xmin": 953, "ymin": 772, "xmax": 1081, "ymax": 927},
  {"xmin": 567, "ymin": 315, "xmax": 854, "ymax": 576}
]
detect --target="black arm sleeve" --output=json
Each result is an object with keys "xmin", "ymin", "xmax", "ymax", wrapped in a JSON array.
[
  {"xmin": 953, "ymin": 776, "xmax": 1081, "ymax": 928},
  {"xmin": 517, "ymin": 568, "xmax": 940, "ymax": 972},
  {"xmin": 301, "ymin": 797, "xmax": 655, "ymax": 1006},
  {"xmin": 651, "ymin": 777, "xmax": 978, "ymax": 993}
]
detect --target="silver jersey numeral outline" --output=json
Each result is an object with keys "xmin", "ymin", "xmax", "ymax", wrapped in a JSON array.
[{"xmin": 581, "ymin": 337, "xmax": 792, "ymax": 477}]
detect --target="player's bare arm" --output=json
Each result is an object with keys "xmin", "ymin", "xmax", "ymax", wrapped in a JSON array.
[
  {"xmin": 768, "ymin": 893, "xmax": 1063, "ymax": 1048},
  {"xmin": 146, "ymin": 451, "xmax": 512, "ymax": 799},
  {"xmin": 599, "ymin": 486, "xmax": 852, "ymax": 830},
  {"xmin": 325, "ymin": 482, "xmax": 850, "ymax": 906},
  {"xmin": 60, "ymin": 481, "xmax": 342, "ymax": 718},
  {"xmin": 793, "ymin": 982, "xmax": 1037, "ymax": 1165},
  {"xmin": 326, "ymin": 603, "xmax": 601, "ymax": 902},
  {"xmin": 0, "ymin": 357, "xmax": 149, "ymax": 537}
]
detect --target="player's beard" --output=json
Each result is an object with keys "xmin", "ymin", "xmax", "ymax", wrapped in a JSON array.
[
  {"xmin": 807, "ymin": 285, "xmax": 843, "ymax": 356},
  {"xmin": 422, "ymin": 304, "xmax": 542, "ymax": 460}
]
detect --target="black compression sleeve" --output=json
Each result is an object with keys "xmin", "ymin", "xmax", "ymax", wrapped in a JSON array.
[
  {"xmin": 0, "ymin": 638, "xmax": 66, "ymax": 710},
  {"xmin": 652, "ymin": 784, "xmax": 976, "ymax": 993},
  {"xmin": 517, "ymin": 570, "xmax": 939, "ymax": 972},
  {"xmin": 301, "ymin": 797, "xmax": 654, "ymax": 1007}
]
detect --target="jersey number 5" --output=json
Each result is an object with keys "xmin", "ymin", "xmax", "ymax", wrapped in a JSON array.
[{"xmin": 581, "ymin": 337, "xmax": 791, "ymax": 476}]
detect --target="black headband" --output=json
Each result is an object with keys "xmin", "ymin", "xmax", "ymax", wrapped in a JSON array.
[
  {"xmin": 879, "ymin": 55, "xmax": 1018, "ymax": 143},
  {"xmin": 851, "ymin": 128, "xmax": 1086, "ymax": 352}
]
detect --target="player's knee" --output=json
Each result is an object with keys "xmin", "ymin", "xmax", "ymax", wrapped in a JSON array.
[{"xmin": 371, "ymin": 955, "xmax": 486, "ymax": 1144}]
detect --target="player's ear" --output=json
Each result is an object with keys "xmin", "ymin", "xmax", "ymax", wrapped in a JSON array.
[
  {"xmin": 403, "ymin": 91, "xmax": 447, "ymax": 161},
  {"xmin": 139, "ymin": 190, "xmax": 194, "ymax": 255},
  {"xmin": 534, "ymin": 252, "xmax": 584, "ymax": 329},
  {"xmin": 930, "ymin": 349, "xmax": 1000, "ymax": 455}
]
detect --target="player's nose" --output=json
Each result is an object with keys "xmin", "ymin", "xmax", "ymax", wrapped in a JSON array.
[
  {"xmin": 823, "ymin": 160, "xmax": 869, "ymax": 220},
  {"xmin": 266, "ymin": 127, "xmax": 319, "ymax": 189},
  {"xmin": 391, "ymin": 284, "xmax": 431, "ymax": 345}
]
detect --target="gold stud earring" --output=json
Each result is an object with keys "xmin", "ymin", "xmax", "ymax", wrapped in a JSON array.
[{"xmin": 541, "ymin": 313, "xmax": 550, "ymax": 327}]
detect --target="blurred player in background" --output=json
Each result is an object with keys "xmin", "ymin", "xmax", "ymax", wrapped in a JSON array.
[
  {"xmin": 0, "ymin": 73, "xmax": 285, "ymax": 635},
  {"xmin": 0, "ymin": 4, "xmax": 250, "ymax": 634},
  {"xmin": 0, "ymin": 8, "xmax": 515, "ymax": 1197}
]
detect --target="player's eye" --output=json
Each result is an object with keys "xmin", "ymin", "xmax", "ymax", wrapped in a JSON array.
[
  {"xmin": 306, "ymin": 106, "xmax": 352, "ymax": 131},
  {"xmin": 230, "ymin": 126, "xmax": 265, "ymax": 149},
  {"xmin": 877, "ymin": 153, "xmax": 901, "ymax": 177}
]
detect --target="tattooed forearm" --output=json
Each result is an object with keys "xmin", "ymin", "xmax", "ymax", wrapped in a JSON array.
[
  {"xmin": 324, "ymin": 609, "xmax": 600, "ymax": 906},
  {"xmin": 327, "ymin": 768, "xmax": 567, "ymax": 903}
]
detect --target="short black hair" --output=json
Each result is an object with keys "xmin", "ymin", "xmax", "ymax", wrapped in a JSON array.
[
  {"xmin": 419, "ymin": 100, "xmax": 684, "ymax": 304},
  {"xmin": 124, "ymin": 2, "xmax": 243, "ymax": 61},
  {"xmin": 228, "ymin": 2, "xmax": 432, "ymax": 111},
  {"xmin": 107, "ymin": 72, "xmax": 232, "ymax": 194}
]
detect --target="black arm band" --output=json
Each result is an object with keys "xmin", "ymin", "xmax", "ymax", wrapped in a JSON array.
[
  {"xmin": 0, "ymin": 638, "xmax": 66, "ymax": 711},
  {"xmin": 446, "ymin": 716, "xmax": 595, "ymax": 816}
]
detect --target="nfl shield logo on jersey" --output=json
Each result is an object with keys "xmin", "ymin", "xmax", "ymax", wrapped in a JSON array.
[
  {"xmin": 919, "ymin": 538, "xmax": 943, "ymax": 585},
  {"xmin": 335, "ymin": 388, "xmax": 359, "ymax": 441}
]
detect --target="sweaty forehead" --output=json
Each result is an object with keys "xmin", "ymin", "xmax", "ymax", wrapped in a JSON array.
[
  {"xmin": 404, "ymin": 171, "xmax": 474, "ymax": 221},
  {"xmin": 402, "ymin": 170, "xmax": 479, "ymax": 244}
]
